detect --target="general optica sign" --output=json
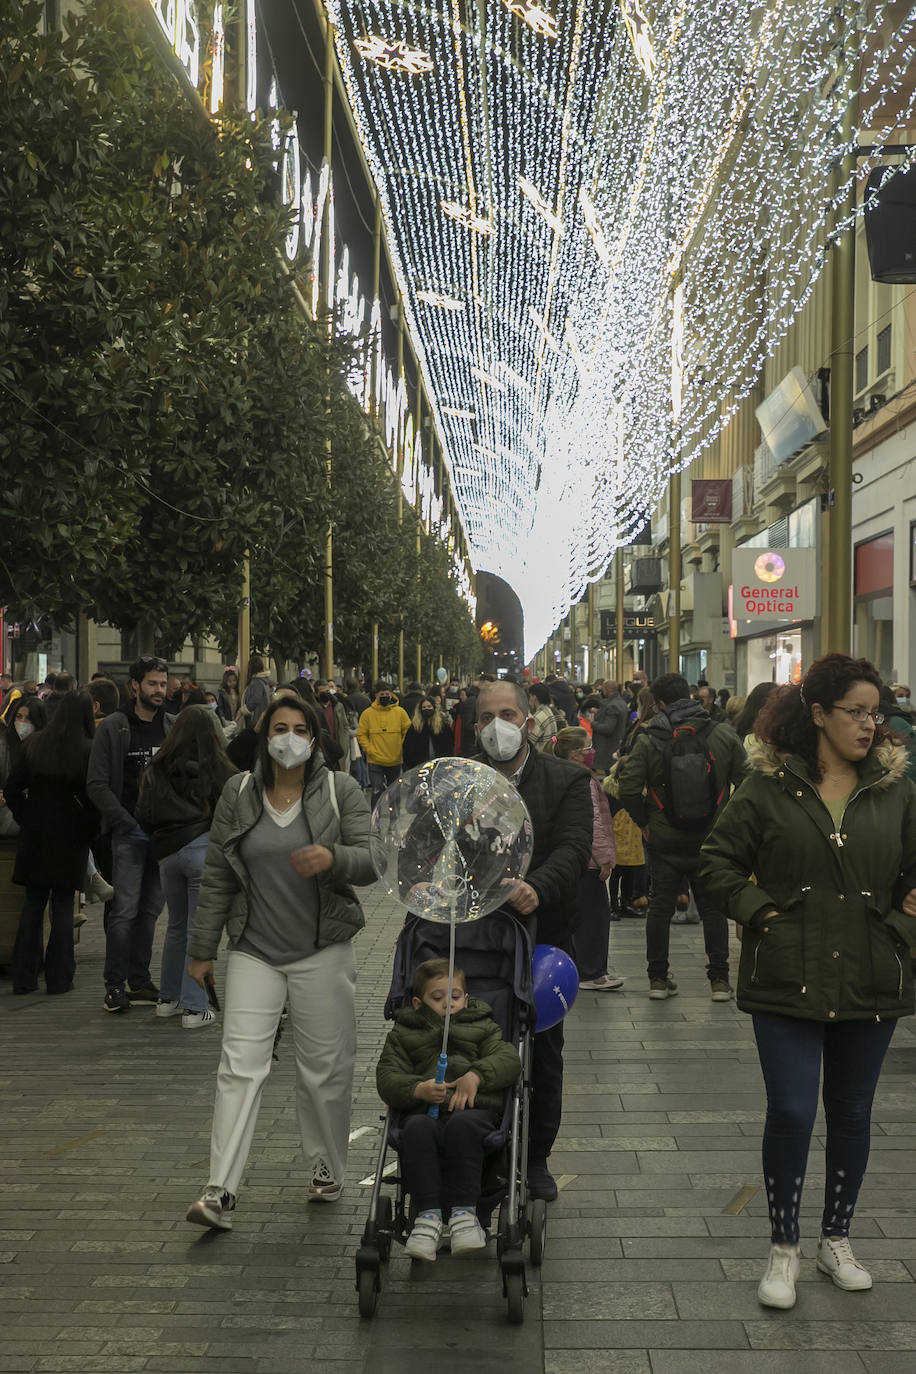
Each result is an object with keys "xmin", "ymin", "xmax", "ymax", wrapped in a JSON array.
[{"xmin": 730, "ymin": 549, "xmax": 816, "ymax": 621}]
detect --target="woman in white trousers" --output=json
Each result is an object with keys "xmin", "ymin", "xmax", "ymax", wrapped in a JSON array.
[{"xmin": 184, "ymin": 696, "xmax": 375, "ymax": 1230}]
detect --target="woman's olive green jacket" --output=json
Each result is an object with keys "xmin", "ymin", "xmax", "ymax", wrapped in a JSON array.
[
  {"xmin": 188, "ymin": 759, "xmax": 375, "ymax": 962},
  {"xmin": 700, "ymin": 738, "xmax": 916, "ymax": 1022}
]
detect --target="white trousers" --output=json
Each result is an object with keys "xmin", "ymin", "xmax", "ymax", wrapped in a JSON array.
[{"xmin": 208, "ymin": 942, "xmax": 357, "ymax": 1197}]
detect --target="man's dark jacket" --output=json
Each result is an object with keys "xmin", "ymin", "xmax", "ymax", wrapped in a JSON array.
[
  {"xmin": 617, "ymin": 697, "xmax": 748, "ymax": 857},
  {"xmin": 481, "ymin": 746, "xmax": 592, "ymax": 950}
]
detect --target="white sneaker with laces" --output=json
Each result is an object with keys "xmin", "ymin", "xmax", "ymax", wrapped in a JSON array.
[
  {"xmin": 181, "ymin": 1008, "xmax": 215, "ymax": 1029},
  {"xmin": 817, "ymin": 1235, "xmax": 872, "ymax": 1290},
  {"xmin": 405, "ymin": 1211, "xmax": 443, "ymax": 1261},
  {"xmin": 579, "ymin": 973, "xmax": 625, "ymax": 991},
  {"xmin": 186, "ymin": 1185, "xmax": 236, "ymax": 1230},
  {"xmin": 449, "ymin": 1209, "xmax": 487, "ymax": 1255},
  {"xmin": 757, "ymin": 1242, "xmax": 801, "ymax": 1308},
  {"xmin": 156, "ymin": 1000, "xmax": 182, "ymax": 1019},
  {"xmin": 308, "ymin": 1158, "xmax": 342, "ymax": 1202}
]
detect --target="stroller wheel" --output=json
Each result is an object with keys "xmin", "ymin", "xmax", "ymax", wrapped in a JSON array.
[
  {"xmin": 529, "ymin": 1198, "xmax": 547, "ymax": 1267},
  {"xmin": 505, "ymin": 1271, "xmax": 525, "ymax": 1324},
  {"xmin": 357, "ymin": 1266, "xmax": 379, "ymax": 1318}
]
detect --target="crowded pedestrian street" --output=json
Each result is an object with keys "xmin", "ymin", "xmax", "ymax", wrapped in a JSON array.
[{"xmin": 2, "ymin": 888, "xmax": 914, "ymax": 1373}]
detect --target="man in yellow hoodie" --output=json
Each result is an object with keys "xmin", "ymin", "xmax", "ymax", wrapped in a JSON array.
[{"xmin": 357, "ymin": 681, "xmax": 411, "ymax": 808}]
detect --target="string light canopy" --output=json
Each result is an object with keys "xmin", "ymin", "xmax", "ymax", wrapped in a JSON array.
[{"xmin": 326, "ymin": 0, "xmax": 916, "ymax": 658}]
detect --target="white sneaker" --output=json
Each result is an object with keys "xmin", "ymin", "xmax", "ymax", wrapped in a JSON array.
[
  {"xmin": 817, "ymin": 1235, "xmax": 872, "ymax": 1291},
  {"xmin": 156, "ymin": 999, "xmax": 182, "ymax": 1019},
  {"xmin": 186, "ymin": 1185, "xmax": 235, "ymax": 1230},
  {"xmin": 405, "ymin": 1211, "xmax": 443, "ymax": 1261},
  {"xmin": 181, "ymin": 1008, "xmax": 215, "ymax": 1029},
  {"xmin": 449, "ymin": 1210, "xmax": 487, "ymax": 1255},
  {"xmin": 757, "ymin": 1243, "xmax": 801, "ymax": 1308},
  {"xmin": 88, "ymin": 872, "xmax": 114, "ymax": 903},
  {"xmin": 308, "ymin": 1158, "xmax": 342, "ymax": 1202},
  {"xmin": 579, "ymin": 973, "xmax": 625, "ymax": 991}
]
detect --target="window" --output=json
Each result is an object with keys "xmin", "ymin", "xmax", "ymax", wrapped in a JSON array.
[
  {"xmin": 854, "ymin": 532, "xmax": 894, "ymax": 680},
  {"xmin": 877, "ymin": 325, "xmax": 892, "ymax": 376},
  {"xmin": 855, "ymin": 346, "xmax": 869, "ymax": 395}
]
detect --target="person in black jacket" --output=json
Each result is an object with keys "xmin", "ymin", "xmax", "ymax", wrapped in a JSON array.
[
  {"xmin": 474, "ymin": 680, "xmax": 592, "ymax": 1200},
  {"xmin": 135, "ymin": 706, "xmax": 237, "ymax": 1029},
  {"xmin": 5, "ymin": 693, "xmax": 97, "ymax": 995},
  {"xmin": 402, "ymin": 695, "xmax": 454, "ymax": 770}
]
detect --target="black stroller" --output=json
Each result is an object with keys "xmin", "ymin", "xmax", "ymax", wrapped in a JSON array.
[{"xmin": 355, "ymin": 911, "xmax": 547, "ymax": 1323}]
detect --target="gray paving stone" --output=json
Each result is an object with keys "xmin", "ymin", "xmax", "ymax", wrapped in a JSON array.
[
  {"xmin": 649, "ymin": 1355, "xmax": 866, "ymax": 1373},
  {"xmin": 2, "ymin": 886, "xmax": 912, "ymax": 1371},
  {"xmin": 744, "ymin": 1320, "xmax": 916, "ymax": 1349}
]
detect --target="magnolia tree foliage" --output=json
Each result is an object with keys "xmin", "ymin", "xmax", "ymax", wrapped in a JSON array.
[{"xmin": 0, "ymin": 0, "xmax": 479, "ymax": 672}]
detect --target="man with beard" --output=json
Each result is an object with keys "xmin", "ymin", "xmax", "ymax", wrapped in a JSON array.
[
  {"xmin": 474, "ymin": 680, "xmax": 592, "ymax": 1200},
  {"xmin": 88, "ymin": 656, "xmax": 175, "ymax": 1012}
]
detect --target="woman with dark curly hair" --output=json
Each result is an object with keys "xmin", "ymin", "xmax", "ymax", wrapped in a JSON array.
[
  {"xmin": 701, "ymin": 653, "xmax": 916, "ymax": 1310},
  {"xmin": 733, "ymin": 680, "xmax": 778, "ymax": 742}
]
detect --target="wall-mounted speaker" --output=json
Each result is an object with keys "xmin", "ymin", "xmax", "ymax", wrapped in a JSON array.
[{"xmin": 864, "ymin": 164, "xmax": 916, "ymax": 284}]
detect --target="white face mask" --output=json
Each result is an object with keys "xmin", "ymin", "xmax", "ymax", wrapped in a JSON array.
[
  {"xmin": 15, "ymin": 721, "xmax": 35, "ymax": 740},
  {"xmin": 206, "ymin": 702, "xmax": 218, "ymax": 712},
  {"xmin": 268, "ymin": 732, "xmax": 313, "ymax": 769},
  {"xmin": 479, "ymin": 717, "xmax": 525, "ymax": 762},
  {"xmin": 896, "ymin": 695, "xmax": 910, "ymax": 705}
]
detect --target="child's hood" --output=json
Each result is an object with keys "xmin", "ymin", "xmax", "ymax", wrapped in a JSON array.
[{"xmin": 392, "ymin": 996, "xmax": 495, "ymax": 1030}]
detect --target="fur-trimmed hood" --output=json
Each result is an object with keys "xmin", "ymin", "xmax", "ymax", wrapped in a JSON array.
[{"xmin": 746, "ymin": 736, "xmax": 908, "ymax": 790}]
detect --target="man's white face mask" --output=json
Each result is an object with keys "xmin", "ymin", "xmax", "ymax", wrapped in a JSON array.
[{"xmin": 479, "ymin": 717, "xmax": 525, "ymax": 762}]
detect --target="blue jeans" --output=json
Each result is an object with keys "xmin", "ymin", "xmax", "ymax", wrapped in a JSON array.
[
  {"xmin": 350, "ymin": 752, "xmax": 369, "ymax": 788},
  {"xmin": 14, "ymin": 887, "xmax": 76, "ymax": 994},
  {"xmin": 158, "ymin": 834, "xmax": 209, "ymax": 1013},
  {"xmin": 369, "ymin": 762, "xmax": 401, "ymax": 811},
  {"xmin": 103, "ymin": 825, "xmax": 163, "ymax": 992},
  {"xmin": 753, "ymin": 1011, "xmax": 896, "ymax": 1243}
]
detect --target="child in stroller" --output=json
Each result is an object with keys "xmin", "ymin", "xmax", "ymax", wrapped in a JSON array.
[
  {"xmin": 376, "ymin": 957, "xmax": 522, "ymax": 1260},
  {"xmin": 356, "ymin": 913, "xmax": 546, "ymax": 1324}
]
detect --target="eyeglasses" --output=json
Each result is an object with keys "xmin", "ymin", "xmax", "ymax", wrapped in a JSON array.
[{"xmin": 832, "ymin": 705, "xmax": 884, "ymax": 726}]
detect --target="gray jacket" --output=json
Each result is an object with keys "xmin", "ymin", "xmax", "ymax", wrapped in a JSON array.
[
  {"xmin": 188, "ymin": 759, "xmax": 375, "ymax": 961},
  {"xmin": 592, "ymin": 693, "xmax": 629, "ymax": 771},
  {"xmin": 86, "ymin": 709, "xmax": 175, "ymax": 835}
]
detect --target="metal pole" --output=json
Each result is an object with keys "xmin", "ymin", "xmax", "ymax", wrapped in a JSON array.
[
  {"xmin": 370, "ymin": 193, "xmax": 381, "ymax": 427},
  {"xmin": 320, "ymin": 18, "xmax": 334, "ymax": 679},
  {"xmin": 827, "ymin": 88, "xmax": 857, "ymax": 654},
  {"xmin": 396, "ymin": 296, "xmax": 405, "ymax": 693},
  {"xmin": 615, "ymin": 547, "xmax": 625, "ymax": 685},
  {"xmin": 371, "ymin": 621, "xmax": 379, "ymax": 685},
  {"xmin": 416, "ymin": 389, "xmax": 423, "ymax": 684},
  {"xmin": 668, "ymin": 468, "xmax": 681, "ymax": 672}
]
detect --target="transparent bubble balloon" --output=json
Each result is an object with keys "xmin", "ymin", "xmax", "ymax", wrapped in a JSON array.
[{"xmin": 370, "ymin": 758, "xmax": 534, "ymax": 922}]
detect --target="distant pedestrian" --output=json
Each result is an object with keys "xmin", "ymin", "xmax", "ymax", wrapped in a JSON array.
[
  {"xmin": 5, "ymin": 694, "xmax": 97, "ymax": 995},
  {"xmin": 216, "ymin": 668, "xmax": 241, "ymax": 724},
  {"xmin": 242, "ymin": 655, "xmax": 273, "ymax": 727},
  {"xmin": 87, "ymin": 655, "xmax": 174, "ymax": 1013},
  {"xmin": 592, "ymin": 682, "xmax": 629, "ymax": 774},
  {"xmin": 402, "ymin": 695, "xmax": 454, "ymax": 769},
  {"xmin": 545, "ymin": 728, "xmax": 623, "ymax": 992},
  {"xmin": 357, "ymin": 683, "xmax": 410, "ymax": 809},
  {"xmin": 135, "ymin": 705, "xmax": 237, "ymax": 1029}
]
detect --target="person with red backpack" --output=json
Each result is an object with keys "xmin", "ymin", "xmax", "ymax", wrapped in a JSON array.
[{"xmin": 617, "ymin": 673, "xmax": 748, "ymax": 1001}]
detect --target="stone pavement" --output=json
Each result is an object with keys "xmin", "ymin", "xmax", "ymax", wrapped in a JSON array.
[{"xmin": 1, "ymin": 887, "xmax": 915, "ymax": 1374}]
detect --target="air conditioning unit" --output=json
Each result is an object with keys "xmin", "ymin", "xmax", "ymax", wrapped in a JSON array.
[{"xmin": 628, "ymin": 557, "xmax": 662, "ymax": 594}]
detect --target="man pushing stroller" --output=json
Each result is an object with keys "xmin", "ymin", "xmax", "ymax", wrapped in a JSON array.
[{"xmin": 376, "ymin": 958, "xmax": 521, "ymax": 1261}]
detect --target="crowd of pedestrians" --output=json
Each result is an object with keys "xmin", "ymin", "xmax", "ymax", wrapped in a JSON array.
[{"xmin": 0, "ymin": 652, "xmax": 914, "ymax": 1309}]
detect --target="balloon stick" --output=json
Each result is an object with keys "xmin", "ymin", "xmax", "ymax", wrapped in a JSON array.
[{"xmin": 428, "ymin": 896, "xmax": 458, "ymax": 1119}]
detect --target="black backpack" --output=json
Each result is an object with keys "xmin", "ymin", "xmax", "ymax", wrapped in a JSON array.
[{"xmin": 651, "ymin": 720, "xmax": 724, "ymax": 830}]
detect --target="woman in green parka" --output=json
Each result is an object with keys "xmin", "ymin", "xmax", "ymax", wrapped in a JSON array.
[
  {"xmin": 184, "ymin": 696, "xmax": 375, "ymax": 1232},
  {"xmin": 701, "ymin": 654, "xmax": 916, "ymax": 1312}
]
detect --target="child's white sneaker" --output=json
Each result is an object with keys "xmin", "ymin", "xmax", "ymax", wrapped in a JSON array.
[
  {"xmin": 817, "ymin": 1235, "xmax": 872, "ymax": 1290},
  {"xmin": 757, "ymin": 1242, "xmax": 801, "ymax": 1308},
  {"xmin": 405, "ymin": 1211, "xmax": 443, "ymax": 1262},
  {"xmin": 448, "ymin": 1209, "xmax": 487, "ymax": 1255}
]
